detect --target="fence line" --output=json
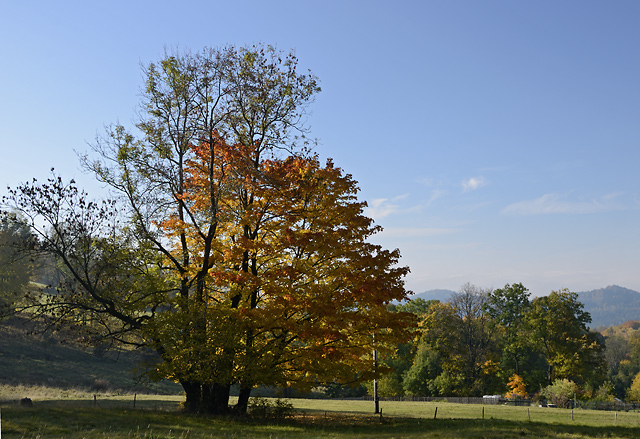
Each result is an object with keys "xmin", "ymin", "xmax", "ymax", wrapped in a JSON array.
[
  {"xmin": 337, "ymin": 395, "xmax": 640, "ymax": 412},
  {"xmin": 338, "ymin": 396, "xmax": 529, "ymax": 405}
]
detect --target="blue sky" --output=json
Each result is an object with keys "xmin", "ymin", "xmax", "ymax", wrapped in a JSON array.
[{"xmin": 1, "ymin": 1, "xmax": 639, "ymax": 296}]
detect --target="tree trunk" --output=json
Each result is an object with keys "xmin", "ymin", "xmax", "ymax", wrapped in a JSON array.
[
  {"xmin": 236, "ymin": 386, "xmax": 252, "ymax": 414},
  {"xmin": 206, "ymin": 383, "xmax": 232, "ymax": 414},
  {"xmin": 182, "ymin": 381, "xmax": 203, "ymax": 413},
  {"xmin": 181, "ymin": 380, "xmax": 232, "ymax": 414}
]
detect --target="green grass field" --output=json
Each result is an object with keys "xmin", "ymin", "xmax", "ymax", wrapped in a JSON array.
[
  {"xmin": 3, "ymin": 394, "xmax": 640, "ymax": 438},
  {"xmin": 2, "ymin": 317, "xmax": 638, "ymax": 438}
]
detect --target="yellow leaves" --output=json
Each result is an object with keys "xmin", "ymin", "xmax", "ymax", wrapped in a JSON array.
[
  {"xmin": 152, "ymin": 128, "xmax": 413, "ymax": 389},
  {"xmin": 505, "ymin": 374, "xmax": 528, "ymax": 398}
]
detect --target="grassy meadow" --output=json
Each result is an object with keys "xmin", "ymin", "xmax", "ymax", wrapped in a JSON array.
[
  {"xmin": 2, "ymin": 317, "xmax": 639, "ymax": 438},
  {"xmin": 3, "ymin": 393, "xmax": 640, "ymax": 438}
]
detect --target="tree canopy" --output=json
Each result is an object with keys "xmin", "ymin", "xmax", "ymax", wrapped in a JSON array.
[
  {"xmin": 371, "ymin": 283, "xmax": 607, "ymax": 400},
  {"xmin": 3, "ymin": 45, "xmax": 414, "ymax": 414}
]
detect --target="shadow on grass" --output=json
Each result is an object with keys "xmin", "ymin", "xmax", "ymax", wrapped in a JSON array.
[
  {"xmin": 292, "ymin": 412, "xmax": 640, "ymax": 439},
  {"xmin": 3, "ymin": 404, "xmax": 640, "ymax": 438}
]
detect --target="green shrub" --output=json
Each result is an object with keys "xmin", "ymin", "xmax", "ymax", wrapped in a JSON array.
[
  {"xmin": 248, "ymin": 397, "xmax": 294, "ymax": 419},
  {"xmin": 541, "ymin": 379, "xmax": 578, "ymax": 408}
]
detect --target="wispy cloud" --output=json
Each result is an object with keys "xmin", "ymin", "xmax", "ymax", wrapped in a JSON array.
[
  {"xmin": 376, "ymin": 227, "xmax": 458, "ymax": 238},
  {"xmin": 462, "ymin": 176, "xmax": 487, "ymax": 192},
  {"xmin": 366, "ymin": 194, "xmax": 408, "ymax": 219},
  {"xmin": 502, "ymin": 192, "xmax": 627, "ymax": 215},
  {"xmin": 367, "ymin": 191, "xmax": 445, "ymax": 220}
]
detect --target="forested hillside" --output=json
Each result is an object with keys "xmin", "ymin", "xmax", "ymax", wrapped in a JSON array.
[{"xmin": 579, "ymin": 286, "xmax": 640, "ymax": 328}]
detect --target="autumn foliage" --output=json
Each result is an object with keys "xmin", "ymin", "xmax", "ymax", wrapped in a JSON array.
[
  {"xmin": 505, "ymin": 374, "xmax": 528, "ymax": 398},
  {"xmin": 4, "ymin": 46, "xmax": 414, "ymax": 415},
  {"xmin": 152, "ymin": 131, "xmax": 414, "ymax": 409}
]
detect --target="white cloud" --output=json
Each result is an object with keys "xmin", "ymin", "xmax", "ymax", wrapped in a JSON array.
[
  {"xmin": 367, "ymin": 198, "xmax": 397, "ymax": 219},
  {"xmin": 376, "ymin": 227, "xmax": 458, "ymax": 238},
  {"xmin": 462, "ymin": 176, "xmax": 487, "ymax": 192},
  {"xmin": 366, "ymin": 195, "xmax": 407, "ymax": 219},
  {"xmin": 502, "ymin": 192, "xmax": 626, "ymax": 215}
]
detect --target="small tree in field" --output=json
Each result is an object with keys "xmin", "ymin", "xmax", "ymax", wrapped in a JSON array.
[{"xmin": 505, "ymin": 374, "xmax": 527, "ymax": 398}]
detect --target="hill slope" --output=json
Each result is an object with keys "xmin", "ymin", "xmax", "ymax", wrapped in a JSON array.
[
  {"xmin": 0, "ymin": 316, "xmax": 181, "ymax": 394},
  {"xmin": 411, "ymin": 289, "xmax": 456, "ymax": 303},
  {"xmin": 578, "ymin": 285, "xmax": 640, "ymax": 328}
]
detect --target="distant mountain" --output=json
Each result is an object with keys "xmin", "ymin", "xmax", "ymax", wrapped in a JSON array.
[
  {"xmin": 411, "ymin": 289, "xmax": 456, "ymax": 303},
  {"xmin": 578, "ymin": 285, "xmax": 640, "ymax": 329}
]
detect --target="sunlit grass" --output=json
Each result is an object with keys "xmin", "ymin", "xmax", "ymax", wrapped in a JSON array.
[{"xmin": 3, "ymin": 391, "xmax": 640, "ymax": 438}]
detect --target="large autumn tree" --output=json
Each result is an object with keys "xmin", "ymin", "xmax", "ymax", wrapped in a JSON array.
[{"xmin": 4, "ymin": 45, "xmax": 414, "ymax": 414}]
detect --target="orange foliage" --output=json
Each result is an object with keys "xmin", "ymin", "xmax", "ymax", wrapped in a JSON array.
[
  {"xmin": 154, "ymin": 131, "xmax": 415, "ymax": 391},
  {"xmin": 505, "ymin": 374, "xmax": 528, "ymax": 398}
]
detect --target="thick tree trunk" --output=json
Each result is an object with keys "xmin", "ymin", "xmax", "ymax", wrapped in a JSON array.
[
  {"xmin": 236, "ymin": 386, "xmax": 252, "ymax": 414},
  {"xmin": 182, "ymin": 381, "xmax": 203, "ymax": 413},
  {"xmin": 181, "ymin": 381, "xmax": 232, "ymax": 414},
  {"xmin": 205, "ymin": 383, "xmax": 232, "ymax": 414}
]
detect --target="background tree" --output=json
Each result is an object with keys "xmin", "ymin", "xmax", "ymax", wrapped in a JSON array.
[
  {"xmin": 485, "ymin": 283, "xmax": 530, "ymax": 377},
  {"xmin": 400, "ymin": 285, "xmax": 501, "ymax": 397},
  {"xmin": 449, "ymin": 283, "xmax": 498, "ymax": 395},
  {"xmin": 525, "ymin": 289, "xmax": 606, "ymax": 388},
  {"xmin": 0, "ymin": 212, "xmax": 36, "ymax": 314},
  {"xmin": 401, "ymin": 300, "xmax": 456, "ymax": 396},
  {"xmin": 626, "ymin": 372, "xmax": 640, "ymax": 402},
  {"xmin": 402, "ymin": 343, "xmax": 443, "ymax": 396}
]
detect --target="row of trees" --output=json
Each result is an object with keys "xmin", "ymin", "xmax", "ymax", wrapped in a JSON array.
[
  {"xmin": 1, "ymin": 45, "xmax": 414, "ymax": 414},
  {"xmin": 376, "ymin": 283, "xmax": 607, "ymax": 399}
]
